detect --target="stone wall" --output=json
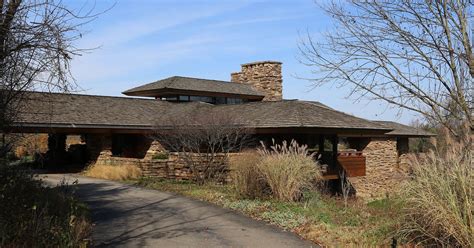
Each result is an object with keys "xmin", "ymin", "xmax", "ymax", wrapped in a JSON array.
[
  {"xmin": 87, "ymin": 135, "xmax": 231, "ymax": 180},
  {"xmin": 349, "ymin": 137, "xmax": 407, "ymax": 199},
  {"xmin": 94, "ymin": 152, "xmax": 231, "ymax": 181},
  {"xmin": 231, "ymin": 61, "xmax": 283, "ymax": 101}
]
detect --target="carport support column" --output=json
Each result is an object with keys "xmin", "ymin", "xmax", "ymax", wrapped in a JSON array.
[
  {"xmin": 47, "ymin": 134, "xmax": 67, "ymax": 164},
  {"xmin": 86, "ymin": 134, "xmax": 112, "ymax": 164}
]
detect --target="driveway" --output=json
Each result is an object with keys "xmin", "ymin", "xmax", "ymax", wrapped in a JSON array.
[{"xmin": 41, "ymin": 174, "xmax": 317, "ymax": 248}]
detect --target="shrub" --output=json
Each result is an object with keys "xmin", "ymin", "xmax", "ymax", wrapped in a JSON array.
[
  {"xmin": 257, "ymin": 140, "xmax": 322, "ymax": 202},
  {"xmin": 229, "ymin": 152, "xmax": 266, "ymax": 199},
  {"xmin": 152, "ymin": 152, "xmax": 169, "ymax": 160},
  {"xmin": 84, "ymin": 163, "xmax": 142, "ymax": 180},
  {"xmin": 0, "ymin": 165, "xmax": 90, "ymax": 247},
  {"xmin": 397, "ymin": 134, "xmax": 473, "ymax": 247}
]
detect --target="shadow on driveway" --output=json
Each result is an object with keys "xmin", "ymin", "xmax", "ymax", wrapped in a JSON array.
[{"xmin": 41, "ymin": 174, "xmax": 318, "ymax": 248}]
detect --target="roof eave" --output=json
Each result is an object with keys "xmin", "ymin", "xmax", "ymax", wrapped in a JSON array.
[{"xmin": 122, "ymin": 88, "xmax": 265, "ymax": 100}]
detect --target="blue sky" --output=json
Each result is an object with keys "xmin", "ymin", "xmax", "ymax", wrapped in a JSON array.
[{"xmin": 68, "ymin": 0, "xmax": 420, "ymax": 124}]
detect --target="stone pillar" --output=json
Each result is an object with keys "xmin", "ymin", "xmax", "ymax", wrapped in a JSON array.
[
  {"xmin": 349, "ymin": 137, "xmax": 404, "ymax": 199},
  {"xmin": 144, "ymin": 140, "xmax": 166, "ymax": 160},
  {"xmin": 85, "ymin": 134, "xmax": 112, "ymax": 163},
  {"xmin": 231, "ymin": 61, "xmax": 283, "ymax": 101}
]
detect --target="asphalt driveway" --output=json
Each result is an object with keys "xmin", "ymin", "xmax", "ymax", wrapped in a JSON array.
[{"xmin": 41, "ymin": 174, "xmax": 316, "ymax": 248}]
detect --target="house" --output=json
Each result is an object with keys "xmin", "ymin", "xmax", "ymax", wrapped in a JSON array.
[{"xmin": 11, "ymin": 61, "xmax": 433, "ymax": 198}]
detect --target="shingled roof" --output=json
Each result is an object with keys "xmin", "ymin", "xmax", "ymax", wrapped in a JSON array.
[
  {"xmin": 122, "ymin": 76, "xmax": 265, "ymax": 99},
  {"xmin": 15, "ymin": 91, "xmax": 207, "ymax": 129},
  {"xmin": 15, "ymin": 91, "xmax": 392, "ymax": 134},
  {"xmin": 213, "ymin": 100, "xmax": 391, "ymax": 130},
  {"xmin": 373, "ymin": 121, "xmax": 435, "ymax": 137}
]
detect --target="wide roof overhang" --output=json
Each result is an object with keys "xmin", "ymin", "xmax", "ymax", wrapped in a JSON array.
[
  {"xmin": 10, "ymin": 122, "xmax": 391, "ymax": 137},
  {"xmin": 123, "ymin": 88, "xmax": 265, "ymax": 100},
  {"xmin": 10, "ymin": 91, "xmax": 434, "ymax": 138}
]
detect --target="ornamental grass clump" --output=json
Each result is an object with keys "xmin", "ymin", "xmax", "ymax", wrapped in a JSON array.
[
  {"xmin": 398, "ymin": 131, "xmax": 473, "ymax": 247},
  {"xmin": 229, "ymin": 151, "xmax": 265, "ymax": 199},
  {"xmin": 257, "ymin": 140, "xmax": 322, "ymax": 202}
]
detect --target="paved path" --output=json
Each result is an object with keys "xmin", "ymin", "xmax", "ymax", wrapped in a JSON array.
[{"xmin": 41, "ymin": 174, "xmax": 317, "ymax": 248}]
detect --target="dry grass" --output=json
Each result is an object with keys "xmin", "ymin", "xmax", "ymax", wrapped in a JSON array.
[
  {"xmin": 257, "ymin": 140, "xmax": 322, "ymax": 202},
  {"xmin": 132, "ymin": 177, "xmax": 402, "ymax": 246},
  {"xmin": 398, "ymin": 131, "xmax": 473, "ymax": 247},
  {"xmin": 13, "ymin": 134, "xmax": 48, "ymax": 159},
  {"xmin": 84, "ymin": 164, "xmax": 142, "ymax": 180},
  {"xmin": 229, "ymin": 152, "xmax": 264, "ymax": 199}
]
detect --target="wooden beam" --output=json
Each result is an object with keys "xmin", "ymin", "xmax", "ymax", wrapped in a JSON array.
[{"xmin": 318, "ymin": 135, "xmax": 324, "ymax": 153}]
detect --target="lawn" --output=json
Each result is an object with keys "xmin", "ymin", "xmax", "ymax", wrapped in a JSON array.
[{"xmin": 127, "ymin": 177, "xmax": 402, "ymax": 246}]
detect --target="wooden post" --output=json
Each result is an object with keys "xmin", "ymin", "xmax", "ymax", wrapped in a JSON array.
[
  {"xmin": 318, "ymin": 135, "xmax": 325, "ymax": 154},
  {"xmin": 332, "ymin": 135, "xmax": 339, "ymax": 175},
  {"xmin": 332, "ymin": 135, "xmax": 338, "ymax": 158}
]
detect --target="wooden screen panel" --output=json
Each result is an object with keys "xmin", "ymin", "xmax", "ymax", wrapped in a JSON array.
[{"xmin": 337, "ymin": 153, "xmax": 366, "ymax": 177}]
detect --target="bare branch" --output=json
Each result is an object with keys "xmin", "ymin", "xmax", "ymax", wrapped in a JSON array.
[{"xmin": 300, "ymin": 0, "xmax": 473, "ymax": 133}]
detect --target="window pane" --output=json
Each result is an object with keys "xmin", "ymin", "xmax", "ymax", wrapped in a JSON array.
[
  {"xmin": 200, "ymin": 96, "xmax": 213, "ymax": 103},
  {"xmin": 215, "ymin": 97, "xmax": 226, "ymax": 104},
  {"xmin": 179, "ymin": 95, "xmax": 189, "ymax": 101},
  {"xmin": 190, "ymin": 96, "xmax": 213, "ymax": 103},
  {"xmin": 227, "ymin": 98, "xmax": 242, "ymax": 104}
]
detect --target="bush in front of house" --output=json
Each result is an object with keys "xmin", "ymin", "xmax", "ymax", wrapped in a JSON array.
[
  {"xmin": 0, "ymin": 165, "xmax": 91, "ymax": 247},
  {"xmin": 229, "ymin": 151, "xmax": 266, "ymax": 199},
  {"xmin": 84, "ymin": 163, "xmax": 142, "ymax": 180},
  {"xmin": 231, "ymin": 140, "xmax": 322, "ymax": 202},
  {"xmin": 397, "ymin": 133, "xmax": 473, "ymax": 247},
  {"xmin": 257, "ymin": 140, "xmax": 322, "ymax": 201}
]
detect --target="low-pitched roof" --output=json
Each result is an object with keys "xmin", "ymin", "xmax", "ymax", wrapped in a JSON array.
[
  {"xmin": 213, "ymin": 100, "xmax": 390, "ymax": 130},
  {"xmin": 15, "ymin": 91, "xmax": 391, "ymax": 134},
  {"xmin": 373, "ymin": 121, "xmax": 435, "ymax": 137},
  {"xmin": 122, "ymin": 76, "xmax": 265, "ymax": 99}
]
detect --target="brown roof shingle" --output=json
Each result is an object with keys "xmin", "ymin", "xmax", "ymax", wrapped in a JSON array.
[
  {"xmin": 122, "ymin": 76, "xmax": 265, "ymax": 98},
  {"xmin": 15, "ymin": 92, "xmax": 391, "ymax": 133},
  {"xmin": 373, "ymin": 121, "xmax": 435, "ymax": 137}
]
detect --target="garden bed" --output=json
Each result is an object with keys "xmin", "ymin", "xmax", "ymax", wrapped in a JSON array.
[{"xmin": 127, "ymin": 177, "xmax": 402, "ymax": 246}]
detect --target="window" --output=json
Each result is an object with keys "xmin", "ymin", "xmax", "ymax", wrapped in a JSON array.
[
  {"xmin": 179, "ymin": 95, "xmax": 190, "ymax": 101},
  {"xmin": 190, "ymin": 96, "xmax": 213, "ymax": 103},
  {"xmin": 227, "ymin": 98, "xmax": 243, "ymax": 104},
  {"xmin": 161, "ymin": 96, "xmax": 177, "ymax": 101},
  {"xmin": 215, "ymin": 97, "xmax": 226, "ymax": 105}
]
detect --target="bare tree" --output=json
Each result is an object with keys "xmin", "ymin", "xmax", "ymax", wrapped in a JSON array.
[
  {"xmin": 153, "ymin": 111, "xmax": 253, "ymax": 184},
  {"xmin": 0, "ymin": 0, "xmax": 102, "ymax": 157},
  {"xmin": 300, "ymin": 0, "xmax": 473, "ymax": 134}
]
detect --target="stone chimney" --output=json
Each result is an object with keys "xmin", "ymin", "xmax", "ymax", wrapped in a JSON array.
[{"xmin": 231, "ymin": 61, "xmax": 282, "ymax": 101}]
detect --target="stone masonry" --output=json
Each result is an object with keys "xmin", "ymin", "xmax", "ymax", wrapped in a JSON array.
[
  {"xmin": 90, "ymin": 137, "xmax": 231, "ymax": 180},
  {"xmin": 85, "ymin": 134, "xmax": 112, "ymax": 163},
  {"xmin": 231, "ymin": 61, "xmax": 283, "ymax": 101},
  {"xmin": 349, "ymin": 137, "xmax": 407, "ymax": 199}
]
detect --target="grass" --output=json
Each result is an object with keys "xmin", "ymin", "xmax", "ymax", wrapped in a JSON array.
[
  {"xmin": 256, "ymin": 140, "xmax": 322, "ymax": 201},
  {"xmin": 397, "ymin": 134, "xmax": 473, "ymax": 247},
  {"xmin": 84, "ymin": 164, "xmax": 142, "ymax": 180},
  {"xmin": 229, "ymin": 151, "xmax": 263, "ymax": 199},
  {"xmin": 129, "ymin": 177, "xmax": 402, "ymax": 246}
]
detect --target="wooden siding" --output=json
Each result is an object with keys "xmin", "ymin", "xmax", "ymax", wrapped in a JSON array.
[
  {"xmin": 322, "ymin": 151, "xmax": 366, "ymax": 179},
  {"xmin": 338, "ymin": 152, "xmax": 366, "ymax": 177}
]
